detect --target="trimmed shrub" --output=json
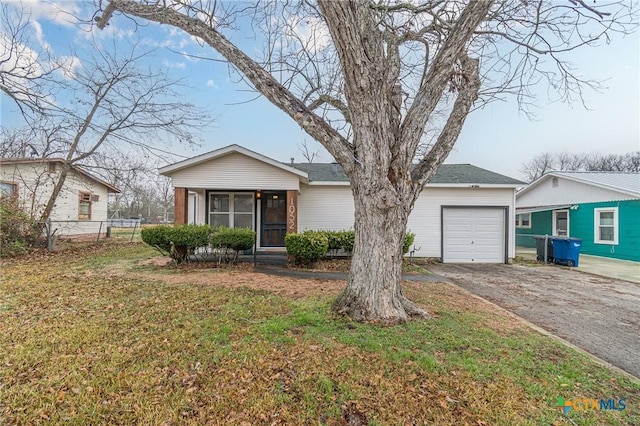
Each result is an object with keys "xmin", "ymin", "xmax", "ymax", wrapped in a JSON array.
[
  {"xmin": 403, "ymin": 232, "xmax": 415, "ymax": 255},
  {"xmin": 285, "ymin": 231, "xmax": 329, "ymax": 266},
  {"xmin": 210, "ymin": 227, "xmax": 255, "ymax": 251},
  {"xmin": 339, "ymin": 230, "xmax": 355, "ymax": 253},
  {"xmin": 141, "ymin": 224, "xmax": 211, "ymax": 263},
  {"xmin": 0, "ymin": 195, "xmax": 41, "ymax": 257},
  {"xmin": 210, "ymin": 226, "xmax": 256, "ymax": 262},
  {"xmin": 316, "ymin": 230, "xmax": 412, "ymax": 256},
  {"xmin": 324, "ymin": 230, "xmax": 355, "ymax": 255},
  {"xmin": 325, "ymin": 230, "xmax": 342, "ymax": 252},
  {"xmin": 140, "ymin": 225, "xmax": 173, "ymax": 253}
]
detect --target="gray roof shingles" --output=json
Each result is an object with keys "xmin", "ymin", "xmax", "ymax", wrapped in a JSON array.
[{"xmin": 290, "ymin": 162, "xmax": 524, "ymax": 185}]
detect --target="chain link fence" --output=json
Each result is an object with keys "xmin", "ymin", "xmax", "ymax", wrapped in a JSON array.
[{"xmin": 42, "ymin": 219, "xmax": 142, "ymax": 251}]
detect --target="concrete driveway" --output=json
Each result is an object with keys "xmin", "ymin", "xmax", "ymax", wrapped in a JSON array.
[{"xmin": 428, "ymin": 263, "xmax": 640, "ymax": 379}]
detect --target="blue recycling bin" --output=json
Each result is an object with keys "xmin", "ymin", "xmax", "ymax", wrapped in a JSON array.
[{"xmin": 552, "ymin": 237, "xmax": 582, "ymax": 267}]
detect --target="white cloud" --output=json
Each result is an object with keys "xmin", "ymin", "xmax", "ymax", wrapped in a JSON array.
[
  {"xmin": 0, "ymin": 32, "xmax": 43, "ymax": 78},
  {"xmin": 206, "ymin": 79, "xmax": 217, "ymax": 88},
  {"xmin": 0, "ymin": 30, "xmax": 48, "ymax": 104},
  {"xmin": 286, "ymin": 15, "xmax": 331, "ymax": 54},
  {"xmin": 58, "ymin": 55, "xmax": 81, "ymax": 80},
  {"xmin": 20, "ymin": 0, "xmax": 81, "ymax": 27},
  {"xmin": 161, "ymin": 59, "xmax": 186, "ymax": 69},
  {"xmin": 181, "ymin": 51, "xmax": 201, "ymax": 63},
  {"xmin": 30, "ymin": 20, "xmax": 51, "ymax": 53}
]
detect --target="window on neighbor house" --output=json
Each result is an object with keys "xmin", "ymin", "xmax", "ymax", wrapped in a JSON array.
[
  {"xmin": 0, "ymin": 181, "xmax": 17, "ymax": 197},
  {"xmin": 516, "ymin": 213, "xmax": 531, "ymax": 228},
  {"xmin": 594, "ymin": 208, "xmax": 618, "ymax": 245},
  {"xmin": 78, "ymin": 191, "xmax": 92, "ymax": 220}
]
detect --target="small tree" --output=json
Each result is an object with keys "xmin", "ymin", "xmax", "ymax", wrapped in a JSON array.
[
  {"xmin": 1, "ymin": 2, "xmax": 208, "ymax": 224},
  {"xmin": 141, "ymin": 224, "xmax": 211, "ymax": 263},
  {"xmin": 0, "ymin": 195, "xmax": 41, "ymax": 257}
]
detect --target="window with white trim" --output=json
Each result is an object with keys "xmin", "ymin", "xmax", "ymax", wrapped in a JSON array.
[
  {"xmin": 516, "ymin": 213, "xmax": 531, "ymax": 228},
  {"xmin": 594, "ymin": 207, "xmax": 618, "ymax": 245},
  {"xmin": 208, "ymin": 193, "xmax": 254, "ymax": 229}
]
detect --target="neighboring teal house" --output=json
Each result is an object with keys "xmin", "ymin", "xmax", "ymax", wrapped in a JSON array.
[{"xmin": 516, "ymin": 172, "xmax": 640, "ymax": 262}]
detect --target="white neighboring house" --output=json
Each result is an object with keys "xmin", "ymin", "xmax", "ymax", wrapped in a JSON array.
[
  {"xmin": 0, "ymin": 158, "xmax": 120, "ymax": 237},
  {"xmin": 160, "ymin": 145, "xmax": 525, "ymax": 263}
]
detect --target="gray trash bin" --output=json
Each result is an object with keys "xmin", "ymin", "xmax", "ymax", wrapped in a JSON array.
[{"xmin": 534, "ymin": 236, "xmax": 554, "ymax": 262}]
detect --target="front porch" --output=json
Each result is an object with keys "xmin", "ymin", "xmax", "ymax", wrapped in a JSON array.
[{"xmin": 174, "ymin": 187, "xmax": 298, "ymax": 250}]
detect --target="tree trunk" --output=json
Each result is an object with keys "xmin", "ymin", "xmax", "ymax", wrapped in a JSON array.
[
  {"xmin": 333, "ymin": 180, "xmax": 429, "ymax": 324},
  {"xmin": 39, "ymin": 162, "xmax": 71, "ymax": 221}
]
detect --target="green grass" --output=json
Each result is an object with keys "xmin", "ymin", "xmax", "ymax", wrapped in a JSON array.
[{"xmin": 1, "ymin": 242, "xmax": 638, "ymax": 425}]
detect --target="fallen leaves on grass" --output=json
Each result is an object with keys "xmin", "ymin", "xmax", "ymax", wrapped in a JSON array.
[{"xmin": 2, "ymin": 243, "xmax": 639, "ymax": 425}]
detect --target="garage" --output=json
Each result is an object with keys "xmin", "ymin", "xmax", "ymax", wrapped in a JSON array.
[{"xmin": 442, "ymin": 207, "xmax": 507, "ymax": 263}]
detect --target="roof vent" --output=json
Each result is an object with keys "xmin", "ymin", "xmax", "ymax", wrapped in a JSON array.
[{"xmin": 290, "ymin": 157, "xmax": 294, "ymax": 164}]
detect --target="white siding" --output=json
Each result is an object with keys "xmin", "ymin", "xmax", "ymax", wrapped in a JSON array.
[
  {"xmin": 517, "ymin": 176, "xmax": 636, "ymax": 207},
  {"xmin": 298, "ymin": 185, "xmax": 355, "ymax": 231},
  {"xmin": 170, "ymin": 152, "xmax": 300, "ymax": 190},
  {"xmin": 297, "ymin": 185, "xmax": 517, "ymax": 259},
  {"xmin": 0, "ymin": 162, "xmax": 111, "ymax": 235},
  {"xmin": 408, "ymin": 187, "xmax": 516, "ymax": 258},
  {"xmin": 1, "ymin": 162, "xmax": 54, "ymax": 219}
]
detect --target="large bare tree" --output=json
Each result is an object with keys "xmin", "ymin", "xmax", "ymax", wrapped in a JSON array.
[
  {"xmin": 0, "ymin": 1, "xmax": 60, "ymax": 116},
  {"xmin": 98, "ymin": 0, "xmax": 636, "ymax": 323}
]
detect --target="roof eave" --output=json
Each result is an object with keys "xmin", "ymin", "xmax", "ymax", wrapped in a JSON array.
[
  {"xmin": 516, "ymin": 172, "xmax": 640, "ymax": 199},
  {"xmin": 1, "ymin": 158, "xmax": 120, "ymax": 193},
  {"xmin": 307, "ymin": 180, "xmax": 350, "ymax": 186},
  {"xmin": 305, "ymin": 182, "xmax": 521, "ymax": 188},
  {"xmin": 425, "ymin": 183, "xmax": 523, "ymax": 189},
  {"xmin": 159, "ymin": 144, "xmax": 309, "ymax": 180}
]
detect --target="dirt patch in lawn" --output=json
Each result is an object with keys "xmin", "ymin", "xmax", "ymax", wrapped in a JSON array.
[
  {"xmin": 126, "ymin": 260, "xmax": 347, "ymax": 299},
  {"xmin": 137, "ymin": 256, "xmax": 173, "ymax": 267},
  {"xmin": 163, "ymin": 271, "xmax": 346, "ymax": 299}
]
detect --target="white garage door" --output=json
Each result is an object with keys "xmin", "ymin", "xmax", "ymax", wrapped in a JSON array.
[{"xmin": 442, "ymin": 207, "xmax": 505, "ymax": 263}]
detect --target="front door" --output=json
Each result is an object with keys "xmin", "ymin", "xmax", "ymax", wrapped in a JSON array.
[
  {"xmin": 261, "ymin": 192, "xmax": 287, "ymax": 247},
  {"xmin": 553, "ymin": 210, "xmax": 569, "ymax": 237}
]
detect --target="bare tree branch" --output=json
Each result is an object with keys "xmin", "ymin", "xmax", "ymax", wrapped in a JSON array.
[{"xmin": 98, "ymin": 0, "xmax": 355, "ymax": 171}]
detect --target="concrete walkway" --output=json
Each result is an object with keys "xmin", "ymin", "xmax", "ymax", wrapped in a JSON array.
[{"xmin": 517, "ymin": 247, "xmax": 640, "ymax": 284}]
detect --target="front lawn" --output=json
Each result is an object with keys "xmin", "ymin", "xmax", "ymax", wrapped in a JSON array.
[{"xmin": 1, "ymin": 242, "xmax": 638, "ymax": 425}]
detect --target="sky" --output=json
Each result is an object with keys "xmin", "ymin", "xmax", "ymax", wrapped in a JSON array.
[{"xmin": 1, "ymin": 0, "xmax": 638, "ymax": 181}]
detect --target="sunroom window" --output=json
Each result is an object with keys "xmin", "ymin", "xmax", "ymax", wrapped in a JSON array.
[{"xmin": 208, "ymin": 193, "xmax": 254, "ymax": 229}]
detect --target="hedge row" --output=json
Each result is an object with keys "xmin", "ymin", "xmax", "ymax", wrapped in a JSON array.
[
  {"xmin": 140, "ymin": 225, "xmax": 255, "ymax": 263},
  {"xmin": 285, "ymin": 230, "xmax": 415, "ymax": 266}
]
